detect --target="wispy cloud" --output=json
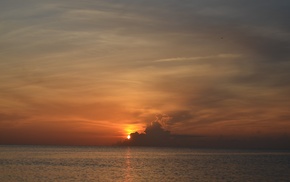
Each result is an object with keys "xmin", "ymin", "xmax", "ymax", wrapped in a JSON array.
[{"xmin": 154, "ymin": 54, "xmax": 242, "ymax": 62}]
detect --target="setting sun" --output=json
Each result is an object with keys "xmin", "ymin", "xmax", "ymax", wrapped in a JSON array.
[{"xmin": 127, "ymin": 135, "xmax": 131, "ymax": 140}]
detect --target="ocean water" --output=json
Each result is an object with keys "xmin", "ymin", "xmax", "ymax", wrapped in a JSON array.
[{"xmin": 0, "ymin": 146, "xmax": 289, "ymax": 182}]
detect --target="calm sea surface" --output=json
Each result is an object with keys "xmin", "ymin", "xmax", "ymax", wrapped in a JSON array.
[{"xmin": 0, "ymin": 146, "xmax": 289, "ymax": 182}]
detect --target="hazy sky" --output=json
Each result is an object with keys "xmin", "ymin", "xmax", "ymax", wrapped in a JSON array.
[{"xmin": 1, "ymin": 0, "xmax": 290, "ymax": 147}]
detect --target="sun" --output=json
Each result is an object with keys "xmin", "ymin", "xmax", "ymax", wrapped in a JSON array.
[{"xmin": 127, "ymin": 134, "xmax": 131, "ymax": 139}]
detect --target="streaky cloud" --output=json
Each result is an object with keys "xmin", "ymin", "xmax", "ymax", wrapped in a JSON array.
[{"xmin": 154, "ymin": 54, "xmax": 242, "ymax": 62}]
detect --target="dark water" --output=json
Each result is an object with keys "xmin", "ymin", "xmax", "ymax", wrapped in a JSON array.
[{"xmin": 0, "ymin": 146, "xmax": 289, "ymax": 182}]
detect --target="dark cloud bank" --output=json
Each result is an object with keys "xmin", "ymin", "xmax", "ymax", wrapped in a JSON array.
[
  {"xmin": 117, "ymin": 121, "xmax": 201, "ymax": 147},
  {"xmin": 117, "ymin": 120, "xmax": 290, "ymax": 149}
]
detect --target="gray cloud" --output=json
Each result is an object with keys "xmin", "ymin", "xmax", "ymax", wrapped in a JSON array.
[{"xmin": 119, "ymin": 121, "xmax": 203, "ymax": 147}]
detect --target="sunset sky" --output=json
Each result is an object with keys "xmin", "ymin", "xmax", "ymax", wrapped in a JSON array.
[{"xmin": 1, "ymin": 0, "xmax": 290, "ymax": 148}]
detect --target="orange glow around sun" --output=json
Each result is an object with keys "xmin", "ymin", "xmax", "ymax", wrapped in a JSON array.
[{"xmin": 124, "ymin": 124, "xmax": 142, "ymax": 139}]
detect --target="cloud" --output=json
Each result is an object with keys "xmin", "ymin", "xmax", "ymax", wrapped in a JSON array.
[
  {"xmin": 0, "ymin": 112, "xmax": 28, "ymax": 124},
  {"xmin": 118, "ymin": 120, "xmax": 290, "ymax": 149},
  {"xmin": 154, "ymin": 54, "xmax": 242, "ymax": 62},
  {"xmin": 117, "ymin": 121, "xmax": 169, "ymax": 147},
  {"xmin": 118, "ymin": 121, "xmax": 202, "ymax": 147}
]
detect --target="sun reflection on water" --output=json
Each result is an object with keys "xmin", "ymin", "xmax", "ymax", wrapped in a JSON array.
[{"xmin": 125, "ymin": 148, "xmax": 132, "ymax": 182}]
